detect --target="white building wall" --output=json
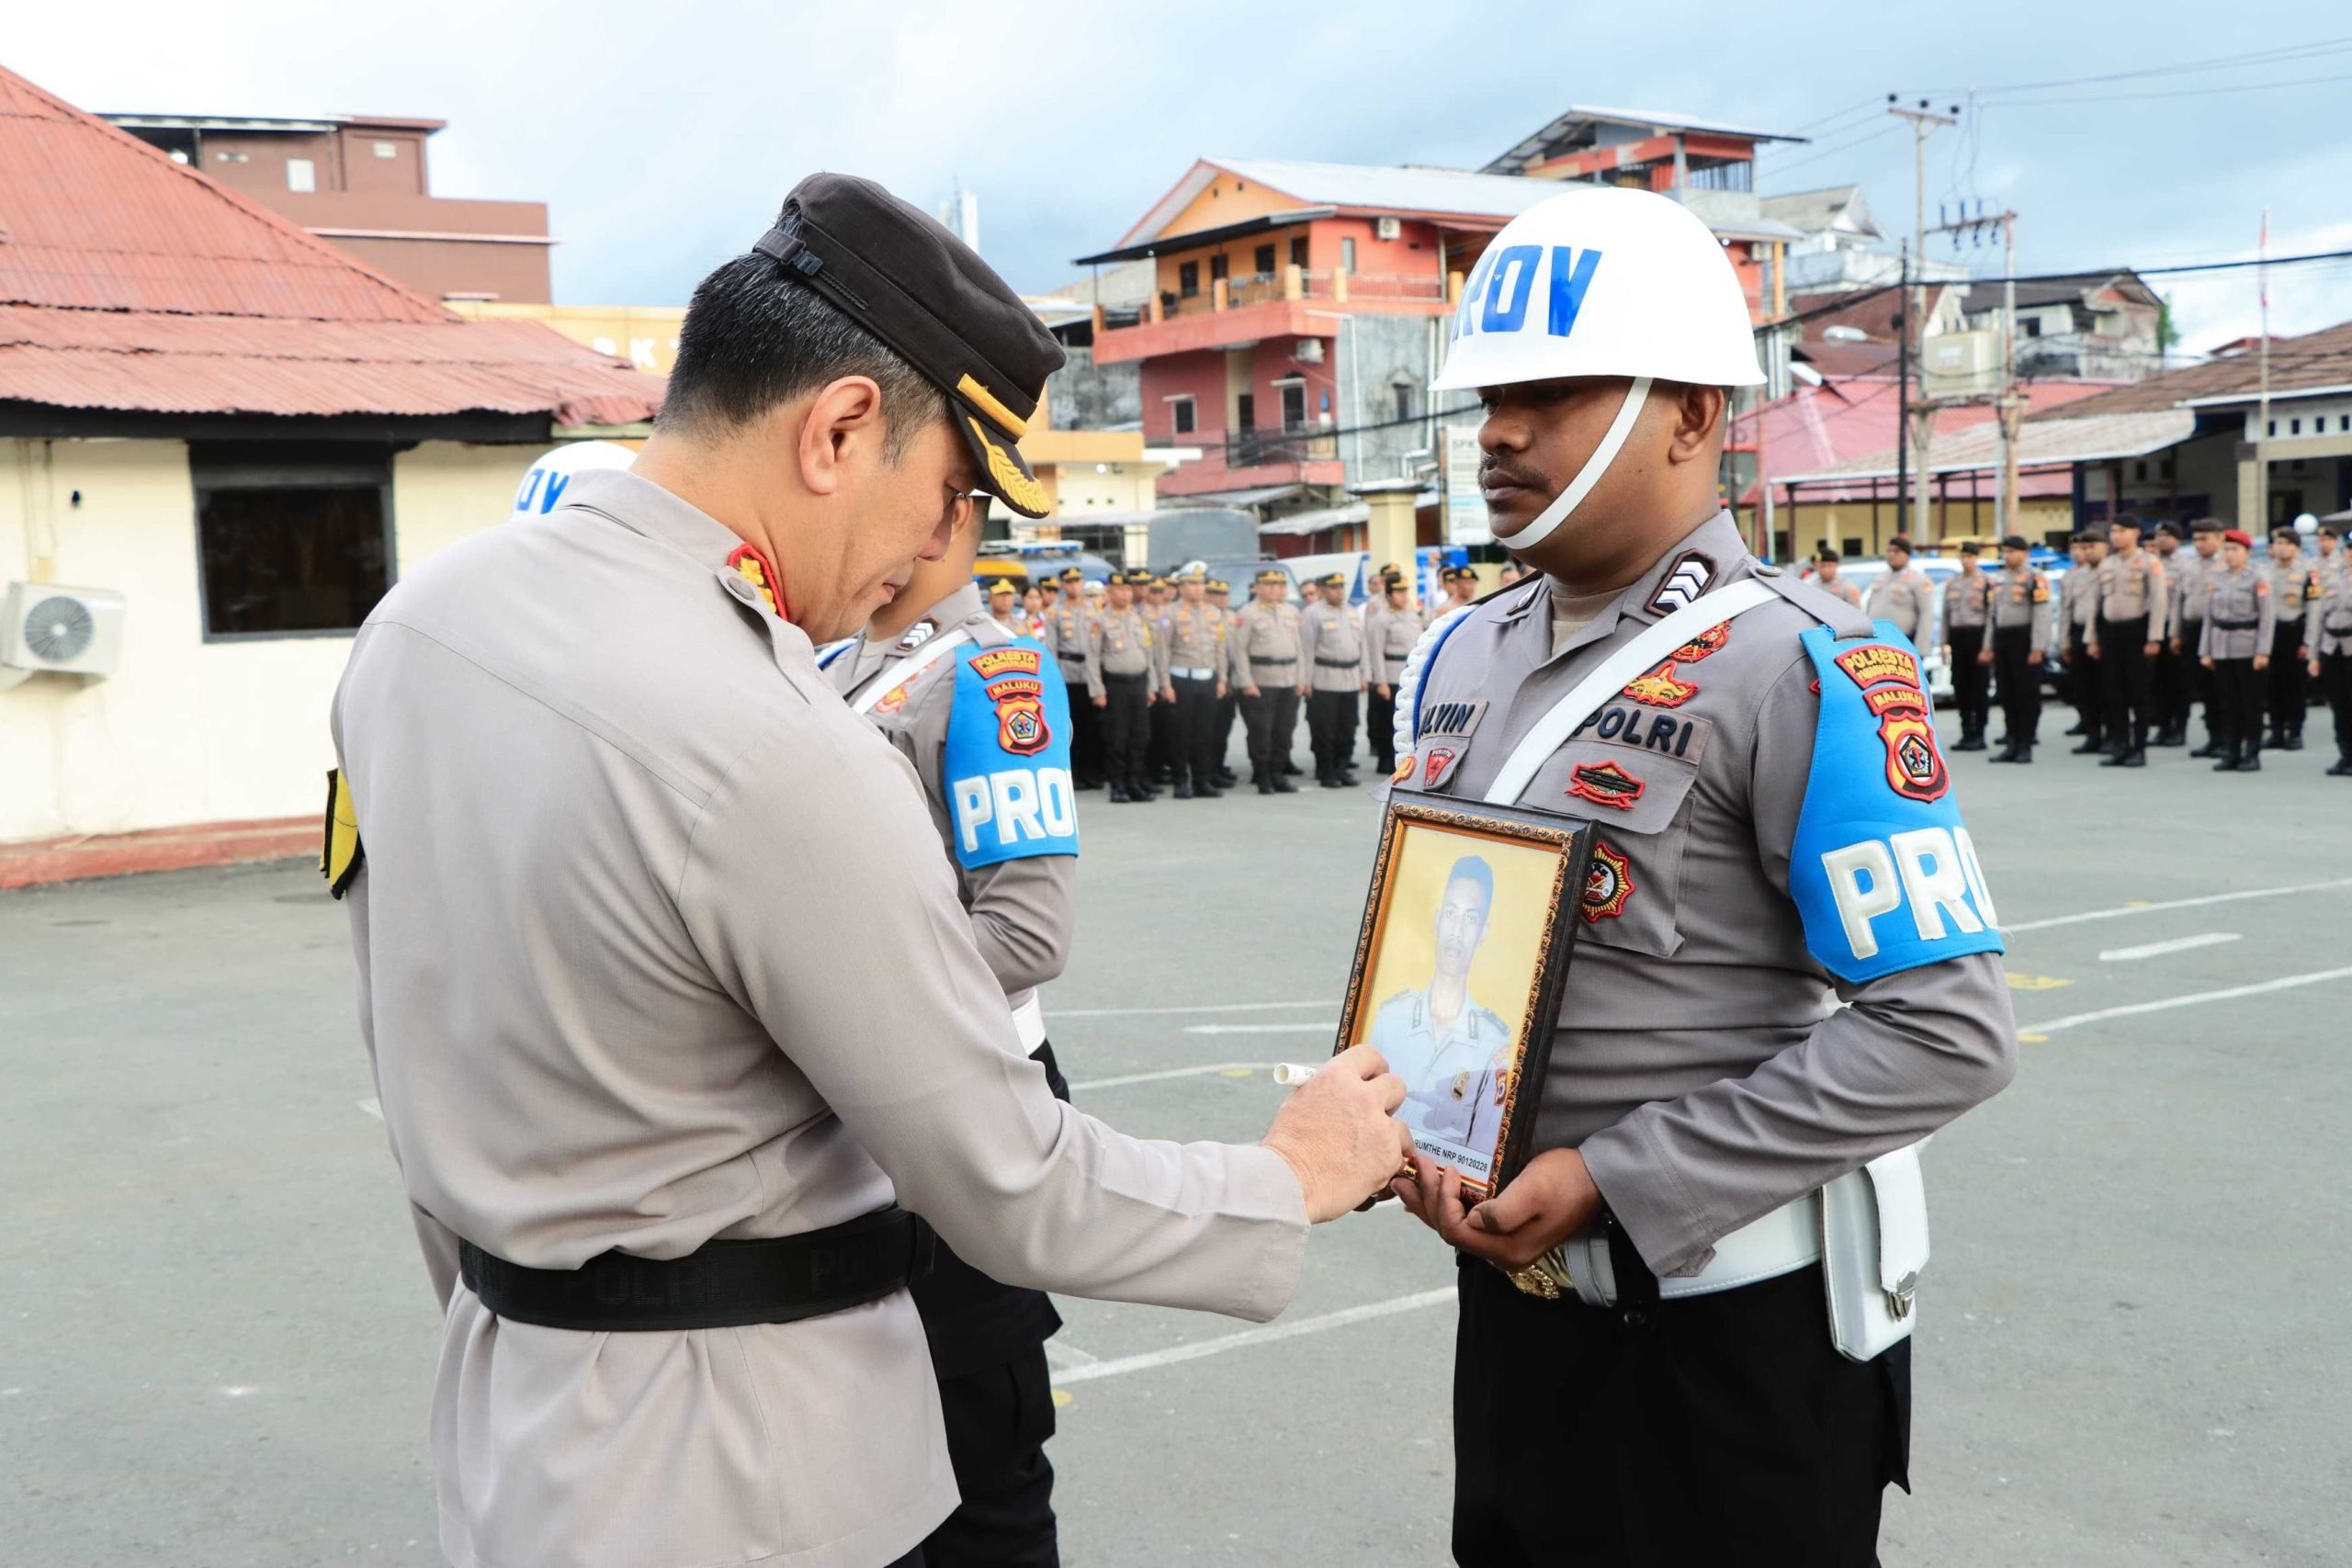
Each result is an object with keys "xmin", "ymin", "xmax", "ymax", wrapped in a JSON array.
[{"xmin": 0, "ymin": 438, "xmax": 539, "ymax": 844}]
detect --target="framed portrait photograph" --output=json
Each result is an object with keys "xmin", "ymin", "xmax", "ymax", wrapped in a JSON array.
[{"xmin": 1333, "ymin": 799, "xmax": 1595, "ymax": 1200}]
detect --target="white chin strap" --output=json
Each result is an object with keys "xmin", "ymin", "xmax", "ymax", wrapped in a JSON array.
[{"xmin": 1495, "ymin": 376, "xmax": 1653, "ymax": 552}]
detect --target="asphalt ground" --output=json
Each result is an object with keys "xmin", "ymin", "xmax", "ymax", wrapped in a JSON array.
[{"xmin": 6, "ymin": 706, "xmax": 2351, "ymax": 1567}]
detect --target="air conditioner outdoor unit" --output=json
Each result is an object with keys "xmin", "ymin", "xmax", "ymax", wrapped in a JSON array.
[
  {"xmin": 1295, "ymin": 338, "xmax": 1325, "ymax": 363},
  {"xmin": 1374, "ymin": 216, "xmax": 1401, "ymax": 241},
  {"xmin": 2, "ymin": 582, "xmax": 126, "ymax": 678}
]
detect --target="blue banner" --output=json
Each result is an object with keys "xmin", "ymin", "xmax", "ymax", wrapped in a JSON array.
[{"xmin": 944, "ymin": 638, "xmax": 1080, "ymax": 871}]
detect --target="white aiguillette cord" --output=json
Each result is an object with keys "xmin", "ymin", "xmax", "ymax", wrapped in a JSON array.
[
  {"xmin": 846, "ymin": 626, "xmax": 974, "ymax": 715},
  {"xmin": 1480, "ymin": 581, "xmax": 1779, "ymax": 806}
]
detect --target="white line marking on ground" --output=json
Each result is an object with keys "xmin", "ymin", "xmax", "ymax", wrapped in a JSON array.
[
  {"xmin": 2007, "ymin": 878, "xmax": 2352, "ymax": 934},
  {"xmin": 1052, "ymin": 1288, "xmax": 1454, "ymax": 1386},
  {"xmin": 1183, "ymin": 1022, "xmax": 1337, "ymax": 1035},
  {"xmin": 2099, "ymin": 932, "xmax": 2241, "ymax": 962},
  {"xmin": 357, "ymin": 1098, "xmax": 382, "ymax": 1120},
  {"xmin": 1052, "ymin": 999, "xmax": 1336, "ymax": 1019},
  {"xmin": 1069, "ymin": 1062, "xmax": 1277, "ymax": 1091},
  {"xmin": 2026, "ymin": 965, "xmax": 2352, "ymax": 1035},
  {"xmin": 1043, "ymin": 1341, "xmax": 1100, "ymax": 1369}
]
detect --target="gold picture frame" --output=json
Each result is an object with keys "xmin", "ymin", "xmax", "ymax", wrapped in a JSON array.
[{"xmin": 1333, "ymin": 798, "xmax": 1595, "ymax": 1201}]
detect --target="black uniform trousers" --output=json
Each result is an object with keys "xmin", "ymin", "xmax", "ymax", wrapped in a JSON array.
[
  {"xmin": 1058, "ymin": 660, "xmax": 1101, "ymax": 787},
  {"xmin": 2321, "ymin": 649, "xmax": 2352, "ymax": 761},
  {"xmin": 1239, "ymin": 673, "xmax": 1300, "ymax": 781},
  {"xmin": 915, "ymin": 1042, "xmax": 1071, "ymax": 1568},
  {"xmin": 1367, "ymin": 682, "xmax": 1399, "ymax": 773},
  {"xmin": 1169, "ymin": 672, "xmax": 1221, "ymax": 788},
  {"xmin": 2098, "ymin": 614, "xmax": 2153, "ymax": 752},
  {"xmin": 1947, "ymin": 626, "xmax": 1988, "ymax": 737},
  {"xmin": 1148, "ymin": 684, "xmax": 1180, "ymax": 780},
  {"xmin": 1306, "ymin": 685, "xmax": 1360, "ymax": 781},
  {"xmin": 1097, "ymin": 672, "xmax": 1151, "ymax": 793},
  {"xmin": 2211, "ymin": 657, "xmax": 2264, "ymax": 760},
  {"xmin": 1214, "ymin": 687, "xmax": 1240, "ymax": 774},
  {"xmin": 2151, "ymin": 636, "xmax": 2188, "ymax": 736},
  {"xmin": 1452, "ymin": 1252, "xmax": 1908, "ymax": 1568},
  {"xmin": 2267, "ymin": 624, "xmax": 2308, "ymax": 740},
  {"xmin": 2065, "ymin": 622, "xmax": 2102, "ymax": 746},
  {"xmin": 2177, "ymin": 621, "xmax": 2213, "ymax": 742},
  {"xmin": 1992, "ymin": 625, "xmax": 2041, "ymax": 746}
]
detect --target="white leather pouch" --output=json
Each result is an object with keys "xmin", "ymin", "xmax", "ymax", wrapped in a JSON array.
[{"xmin": 1819, "ymin": 1142, "xmax": 1930, "ymax": 1362}]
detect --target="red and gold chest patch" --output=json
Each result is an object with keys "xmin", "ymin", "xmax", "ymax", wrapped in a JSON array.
[
  {"xmin": 1622, "ymin": 661, "xmax": 1699, "ymax": 708},
  {"xmin": 1670, "ymin": 622, "xmax": 1733, "ymax": 663},
  {"xmin": 1566, "ymin": 760, "xmax": 1645, "ymax": 811},
  {"xmin": 1581, "ymin": 841, "xmax": 1634, "ymax": 923}
]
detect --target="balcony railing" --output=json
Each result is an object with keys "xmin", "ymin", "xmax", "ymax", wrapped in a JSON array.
[{"xmin": 1148, "ymin": 265, "xmax": 1453, "ymax": 324}]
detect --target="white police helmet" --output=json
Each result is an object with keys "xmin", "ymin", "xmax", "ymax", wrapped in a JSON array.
[
  {"xmin": 1432, "ymin": 186, "xmax": 1764, "ymax": 549},
  {"xmin": 509, "ymin": 439, "xmax": 638, "ymax": 523}
]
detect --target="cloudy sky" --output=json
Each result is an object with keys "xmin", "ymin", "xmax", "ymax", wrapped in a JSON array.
[{"xmin": 13, "ymin": 0, "xmax": 2349, "ymax": 352}]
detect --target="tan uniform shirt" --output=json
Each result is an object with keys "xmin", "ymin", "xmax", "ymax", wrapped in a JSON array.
[
  {"xmin": 1046, "ymin": 598, "xmax": 1093, "ymax": 689},
  {"xmin": 1815, "ymin": 572, "xmax": 1862, "ymax": 608},
  {"xmin": 2199, "ymin": 564, "xmax": 2277, "ymax": 660},
  {"xmin": 2267, "ymin": 552, "xmax": 2318, "ymax": 649},
  {"xmin": 826, "ymin": 582, "xmax": 1076, "ymax": 1014},
  {"xmin": 1989, "ymin": 565, "xmax": 2052, "ymax": 641},
  {"xmin": 2308, "ymin": 553, "xmax": 2352, "ymax": 657},
  {"xmin": 2093, "ymin": 547, "xmax": 2169, "ymax": 642},
  {"xmin": 1371, "ymin": 602, "xmax": 1426, "ymax": 686},
  {"xmin": 1865, "ymin": 564, "xmax": 1934, "ymax": 640},
  {"xmin": 2170, "ymin": 548, "xmax": 2218, "ymax": 642},
  {"xmin": 331, "ymin": 471, "xmax": 1303, "ymax": 1568},
  {"xmin": 1230, "ymin": 600, "xmax": 1304, "ymax": 689},
  {"xmin": 1398, "ymin": 513, "xmax": 2015, "ymax": 1276},
  {"xmin": 2064, "ymin": 560, "xmax": 2102, "ymax": 633},
  {"xmin": 1086, "ymin": 605, "xmax": 1154, "ymax": 694},
  {"xmin": 1159, "ymin": 601, "xmax": 1227, "ymax": 689},
  {"xmin": 1940, "ymin": 567, "xmax": 1991, "ymax": 632},
  {"xmin": 1301, "ymin": 600, "xmax": 1367, "ymax": 692}
]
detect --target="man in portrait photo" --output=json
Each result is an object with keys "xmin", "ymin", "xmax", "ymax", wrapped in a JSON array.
[{"xmin": 1365, "ymin": 853, "xmax": 1518, "ymax": 1167}]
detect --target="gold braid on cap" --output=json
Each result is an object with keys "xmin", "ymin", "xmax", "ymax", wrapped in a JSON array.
[{"xmin": 968, "ymin": 416, "xmax": 1050, "ymax": 515}]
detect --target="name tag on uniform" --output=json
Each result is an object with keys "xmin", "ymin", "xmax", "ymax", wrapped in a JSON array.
[{"xmin": 1415, "ymin": 699, "xmax": 1487, "ymax": 789}]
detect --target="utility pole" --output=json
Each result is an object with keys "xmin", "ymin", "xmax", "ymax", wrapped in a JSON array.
[
  {"xmin": 1930, "ymin": 204, "xmax": 2022, "ymax": 536},
  {"xmin": 1889, "ymin": 97, "xmax": 1958, "ymax": 545},
  {"xmin": 2257, "ymin": 208, "xmax": 2272, "ymax": 529}
]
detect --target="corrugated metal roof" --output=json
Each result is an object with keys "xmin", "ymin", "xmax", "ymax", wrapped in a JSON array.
[
  {"xmin": 2031, "ymin": 321, "xmax": 2352, "ymax": 418},
  {"xmin": 0, "ymin": 64, "xmax": 662, "ymax": 426},
  {"xmin": 1213, "ymin": 159, "xmax": 1568, "ymax": 221},
  {"xmin": 1778, "ymin": 409, "xmax": 2197, "ymax": 485}
]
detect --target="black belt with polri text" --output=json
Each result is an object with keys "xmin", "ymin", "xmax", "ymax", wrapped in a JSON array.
[{"xmin": 458, "ymin": 1205, "xmax": 934, "ymax": 1332}]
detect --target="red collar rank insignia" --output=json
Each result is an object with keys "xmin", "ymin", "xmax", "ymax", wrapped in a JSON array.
[
  {"xmin": 1566, "ymin": 760, "xmax": 1645, "ymax": 811},
  {"xmin": 725, "ymin": 544, "xmax": 782, "ymax": 616}
]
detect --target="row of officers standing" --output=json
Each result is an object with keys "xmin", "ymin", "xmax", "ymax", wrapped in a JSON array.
[
  {"xmin": 1021, "ymin": 561, "xmax": 1481, "ymax": 800},
  {"xmin": 1817, "ymin": 520, "xmax": 2352, "ymax": 774}
]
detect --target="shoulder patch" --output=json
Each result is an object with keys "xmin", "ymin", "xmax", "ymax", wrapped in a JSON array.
[
  {"xmin": 945, "ymin": 636, "xmax": 1078, "ymax": 870},
  {"xmin": 1646, "ymin": 550, "xmax": 1716, "ymax": 615}
]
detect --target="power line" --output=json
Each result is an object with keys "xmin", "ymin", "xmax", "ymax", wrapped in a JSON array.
[
  {"xmin": 1915, "ymin": 34, "xmax": 2352, "ymax": 96},
  {"xmin": 1975, "ymin": 69, "xmax": 2352, "ymax": 108}
]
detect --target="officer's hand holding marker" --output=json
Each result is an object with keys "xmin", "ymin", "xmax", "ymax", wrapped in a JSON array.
[{"xmin": 1259, "ymin": 1044, "xmax": 1414, "ymax": 1221}]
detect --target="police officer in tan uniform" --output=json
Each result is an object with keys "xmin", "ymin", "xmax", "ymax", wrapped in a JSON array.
[
  {"xmin": 1302, "ymin": 571, "xmax": 1368, "ymax": 787},
  {"xmin": 1985, "ymin": 535, "xmax": 2051, "ymax": 763},
  {"xmin": 1812, "ymin": 547, "xmax": 1863, "ymax": 607},
  {"xmin": 1367, "ymin": 571, "xmax": 1423, "ymax": 776},
  {"xmin": 1939, "ymin": 541, "xmax": 1993, "ymax": 750},
  {"xmin": 2061, "ymin": 530, "xmax": 2108, "ymax": 749},
  {"xmin": 2200, "ymin": 528, "xmax": 2278, "ymax": 771},
  {"xmin": 2144, "ymin": 522, "xmax": 2190, "ymax": 745},
  {"xmin": 1385, "ymin": 186, "xmax": 2014, "ymax": 1565},
  {"xmin": 2087, "ymin": 516, "xmax": 2167, "ymax": 766},
  {"xmin": 1046, "ymin": 566, "xmax": 1099, "ymax": 788},
  {"xmin": 2171, "ymin": 518, "xmax": 2223, "ymax": 755},
  {"xmin": 1231, "ymin": 567, "xmax": 1305, "ymax": 793},
  {"xmin": 1205, "ymin": 578, "xmax": 1243, "ymax": 786},
  {"xmin": 325, "ymin": 174, "xmax": 1414, "ymax": 1568},
  {"xmin": 1865, "ymin": 535, "xmax": 1934, "ymax": 642},
  {"xmin": 1087, "ymin": 571, "xmax": 1159, "ymax": 803},
  {"xmin": 2265, "ymin": 527, "xmax": 2317, "ymax": 750},
  {"xmin": 823, "ymin": 501, "xmax": 1079, "ymax": 1566},
  {"xmin": 1158, "ymin": 567, "xmax": 1228, "ymax": 798},
  {"xmin": 2308, "ymin": 524, "xmax": 2352, "ymax": 775}
]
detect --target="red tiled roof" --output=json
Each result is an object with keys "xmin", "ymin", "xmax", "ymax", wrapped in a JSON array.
[
  {"xmin": 1734, "ymin": 375, "xmax": 2111, "ymax": 502},
  {"xmin": 2030, "ymin": 321, "xmax": 2352, "ymax": 419},
  {"xmin": 0, "ymin": 65, "xmax": 662, "ymax": 425}
]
